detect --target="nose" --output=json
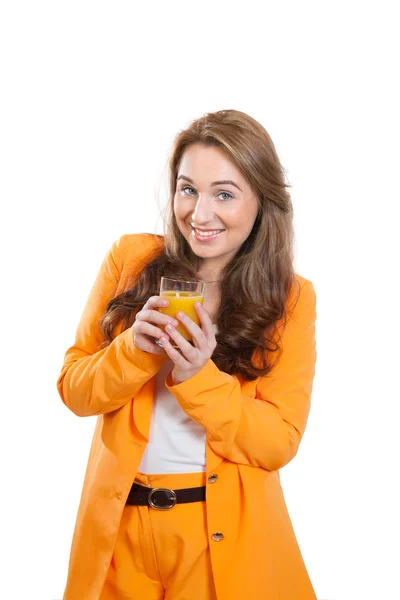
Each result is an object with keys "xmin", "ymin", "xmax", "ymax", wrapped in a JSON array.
[{"xmin": 191, "ymin": 195, "xmax": 214, "ymax": 225}]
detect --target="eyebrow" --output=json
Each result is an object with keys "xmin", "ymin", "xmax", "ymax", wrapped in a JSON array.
[{"xmin": 177, "ymin": 174, "xmax": 243, "ymax": 192}]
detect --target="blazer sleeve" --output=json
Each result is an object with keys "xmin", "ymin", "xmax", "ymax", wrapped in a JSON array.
[
  {"xmin": 165, "ymin": 279, "xmax": 317, "ymax": 471},
  {"xmin": 56, "ymin": 235, "xmax": 166, "ymax": 417}
]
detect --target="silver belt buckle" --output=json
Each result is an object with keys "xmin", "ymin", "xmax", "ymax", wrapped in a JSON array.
[{"xmin": 148, "ymin": 487, "xmax": 177, "ymax": 510}]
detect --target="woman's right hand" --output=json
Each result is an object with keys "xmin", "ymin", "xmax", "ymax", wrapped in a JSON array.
[{"xmin": 132, "ymin": 296, "xmax": 178, "ymax": 354}]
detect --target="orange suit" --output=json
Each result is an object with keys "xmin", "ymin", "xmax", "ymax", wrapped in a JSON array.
[{"xmin": 57, "ymin": 233, "xmax": 318, "ymax": 599}]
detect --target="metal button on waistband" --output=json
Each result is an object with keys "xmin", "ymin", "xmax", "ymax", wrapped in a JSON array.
[
  {"xmin": 211, "ymin": 532, "xmax": 224, "ymax": 542},
  {"xmin": 208, "ymin": 473, "xmax": 218, "ymax": 483}
]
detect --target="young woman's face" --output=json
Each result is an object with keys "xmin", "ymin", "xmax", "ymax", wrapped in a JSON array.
[{"xmin": 174, "ymin": 143, "xmax": 259, "ymax": 273}]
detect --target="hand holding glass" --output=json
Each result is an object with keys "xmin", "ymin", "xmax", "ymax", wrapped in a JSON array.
[{"xmin": 158, "ymin": 277, "xmax": 205, "ymax": 345}]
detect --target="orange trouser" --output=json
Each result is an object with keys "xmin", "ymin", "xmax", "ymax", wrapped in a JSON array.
[{"xmin": 99, "ymin": 471, "xmax": 217, "ymax": 600}]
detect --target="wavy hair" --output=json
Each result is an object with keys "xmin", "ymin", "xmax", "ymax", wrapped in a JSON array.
[{"xmin": 100, "ymin": 109, "xmax": 301, "ymax": 380}]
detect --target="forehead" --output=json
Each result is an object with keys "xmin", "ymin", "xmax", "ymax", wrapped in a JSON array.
[{"xmin": 178, "ymin": 144, "xmax": 245, "ymax": 184}]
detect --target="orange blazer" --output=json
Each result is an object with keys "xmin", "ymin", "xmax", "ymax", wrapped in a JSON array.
[{"xmin": 57, "ymin": 233, "xmax": 318, "ymax": 600}]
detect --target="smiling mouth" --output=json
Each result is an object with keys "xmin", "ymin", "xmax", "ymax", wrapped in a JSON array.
[{"xmin": 192, "ymin": 227, "xmax": 225, "ymax": 238}]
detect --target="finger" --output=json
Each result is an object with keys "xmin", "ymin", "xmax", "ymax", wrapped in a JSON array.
[
  {"xmin": 165, "ymin": 324, "xmax": 200, "ymax": 360},
  {"xmin": 136, "ymin": 309, "xmax": 179, "ymax": 328},
  {"xmin": 152, "ymin": 338, "xmax": 169, "ymax": 353},
  {"xmin": 195, "ymin": 303, "xmax": 215, "ymax": 340},
  {"xmin": 134, "ymin": 334, "xmax": 169, "ymax": 354},
  {"xmin": 174, "ymin": 312, "xmax": 207, "ymax": 350},
  {"xmin": 146, "ymin": 341, "xmax": 167, "ymax": 354},
  {"xmin": 160, "ymin": 335, "xmax": 190, "ymax": 365},
  {"xmin": 133, "ymin": 320, "xmax": 169, "ymax": 341},
  {"xmin": 145, "ymin": 295, "xmax": 170, "ymax": 309}
]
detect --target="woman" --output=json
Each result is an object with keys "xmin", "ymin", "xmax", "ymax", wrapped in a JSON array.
[{"xmin": 57, "ymin": 109, "xmax": 318, "ymax": 599}]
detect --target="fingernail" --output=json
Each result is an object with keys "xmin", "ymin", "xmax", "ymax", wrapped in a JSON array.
[
  {"xmin": 177, "ymin": 312, "xmax": 184, "ymax": 319},
  {"xmin": 169, "ymin": 319, "xmax": 179, "ymax": 327},
  {"xmin": 195, "ymin": 302, "xmax": 201, "ymax": 308}
]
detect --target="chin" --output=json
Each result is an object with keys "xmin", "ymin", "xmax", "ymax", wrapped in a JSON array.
[{"xmin": 189, "ymin": 243, "xmax": 211, "ymax": 258}]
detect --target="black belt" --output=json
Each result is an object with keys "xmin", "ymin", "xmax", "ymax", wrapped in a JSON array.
[{"xmin": 126, "ymin": 482, "xmax": 206, "ymax": 511}]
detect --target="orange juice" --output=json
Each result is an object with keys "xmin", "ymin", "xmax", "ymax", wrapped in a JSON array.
[{"xmin": 159, "ymin": 291, "xmax": 204, "ymax": 340}]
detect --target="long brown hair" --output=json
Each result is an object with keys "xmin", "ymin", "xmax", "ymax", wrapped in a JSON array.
[{"xmin": 100, "ymin": 109, "xmax": 301, "ymax": 380}]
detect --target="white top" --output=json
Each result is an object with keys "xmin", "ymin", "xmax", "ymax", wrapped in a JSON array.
[
  {"xmin": 138, "ymin": 325, "xmax": 218, "ymax": 475},
  {"xmin": 138, "ymin": 357, "xmax": 207, "ymax": 473}
]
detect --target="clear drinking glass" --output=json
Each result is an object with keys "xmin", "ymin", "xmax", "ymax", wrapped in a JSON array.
[{"xmin": 158, "ymin": 277, "xmax": 206, "ymax": 345}]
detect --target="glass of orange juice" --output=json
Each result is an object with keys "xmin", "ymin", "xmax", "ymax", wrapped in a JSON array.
[{"xmin": 158, "ymin": 277, "xmax": 205, "ymax": 346}]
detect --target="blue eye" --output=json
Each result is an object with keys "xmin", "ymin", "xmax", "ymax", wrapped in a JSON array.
[
  {"xmin": 219, "ymin": 192, "xmax": 233, "ymax": 201},
  {"xmin": 182, "ymin": 186, "xmax": 197, "ymax": 195}
]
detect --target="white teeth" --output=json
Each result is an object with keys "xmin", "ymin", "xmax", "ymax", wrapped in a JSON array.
[{"xmin": 194, "ymin": 228, "xmax": 223, "ymax": 237}]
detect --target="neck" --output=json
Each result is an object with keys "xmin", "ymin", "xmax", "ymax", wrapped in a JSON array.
[{"xmin": 198, "ymin": 266, "xmax": 223, "ymax": 284}]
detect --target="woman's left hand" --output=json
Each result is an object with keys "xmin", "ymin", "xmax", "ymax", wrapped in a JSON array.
[{"xmin": 160, "ymin": 302, "xmax": 217, "ymax": 385}]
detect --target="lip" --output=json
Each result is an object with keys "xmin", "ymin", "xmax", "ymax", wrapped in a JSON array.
[{"xmin": 191, "ymin": 226, "xmax": 225, "ymax": 242}]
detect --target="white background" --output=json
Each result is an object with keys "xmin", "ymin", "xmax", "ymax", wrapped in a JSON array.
[{"xmin": 1, "ymin": 2, "xmax": 399, "ymax": 599}]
